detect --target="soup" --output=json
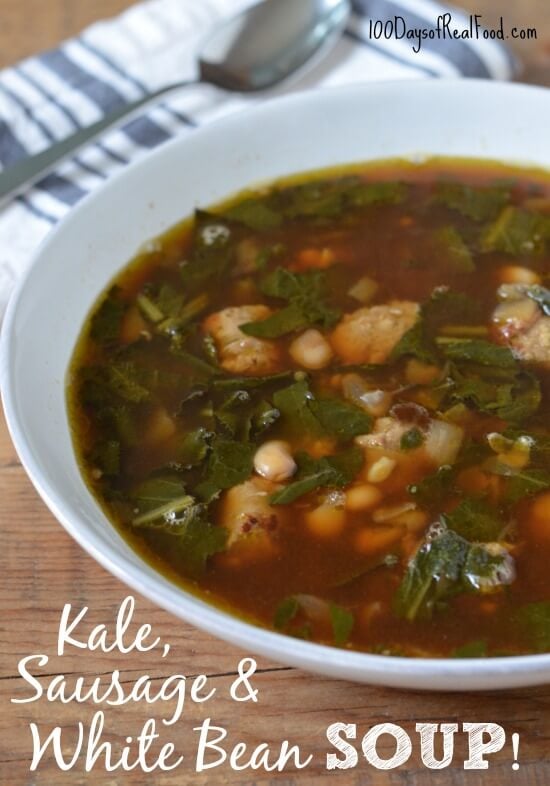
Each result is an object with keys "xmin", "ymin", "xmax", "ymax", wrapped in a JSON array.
[{"xmin": 68, "ymin": 158, "xmax": 550, "ymax": 658}]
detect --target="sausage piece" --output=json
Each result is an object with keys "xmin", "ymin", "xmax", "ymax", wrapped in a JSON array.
[
  {"xmin": 219, "ymin": 477, "xmax": 283, "ymax": 562},
  {"xmin": 492, "ymin": 285, "xmax": 550, "ymax": 369},
  {"xmin": 203, "ymin": 305, "xmax": 282, "ymax": 375},
  {"xmin": 330, "ymin": 301, "xmax": 419, "ymax": 365}
]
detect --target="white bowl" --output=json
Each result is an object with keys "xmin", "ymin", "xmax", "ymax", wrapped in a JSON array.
[{"xmin": 2, "ymin": 80, "xmax": 550, "ymax": 690}]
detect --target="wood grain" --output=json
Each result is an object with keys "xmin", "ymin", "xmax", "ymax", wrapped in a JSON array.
[
  {"xmin": 1, "ymin": 0, "xmax": 550, "ymax": 783},
  {"xmin": 1, "ymin": 397, "xmax": 550, "ymax": 786}
]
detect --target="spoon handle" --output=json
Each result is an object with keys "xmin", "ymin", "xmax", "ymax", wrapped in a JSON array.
[{"xmin": 0, "ymin": 81, "xmax": 197, "ymax": 208}]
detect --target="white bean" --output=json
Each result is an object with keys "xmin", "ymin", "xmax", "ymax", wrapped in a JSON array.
[
  {"xmin": 492, "ymin": 297, "xmax": 539, "ymax": 328},
  {"xmin": 342, "ymin": 374, "xmax": 392, "ymax": 417},
  {"xmin": 254, "ymin": 440, "xmax": 296, "ymax": 482},
  {"xmin": 306, "ymin": 505, "xmax": 346, "ymax": 539},
  {"xmin": 424, "ymin": 420, "xmax": 464, "ymax": 466},
  {"xmin": 289, "ymin": 329, "xmax": 333, "ymax": 370},
  {"xmin": 359, "ymin": 389, "xmax": 393, "ymax": 418},
  {"xmin": 499, "ymin": 265, "xmax": 541, "ymax": 285},
  {"xmin": 367, "ymin": 456, "xmax": 396, "ymax": 483},
  {"xmin": 348, "ymin": 276, "xmax": 379, "ymax": 304},
  {"xmin": 345, "ymin": 484, "xmax": 382, "ymax": 511}
]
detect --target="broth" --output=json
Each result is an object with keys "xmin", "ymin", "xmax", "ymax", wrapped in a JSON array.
[{"xmin": 68, "ymin": 158, "xmax": 550, "ymax": 658}]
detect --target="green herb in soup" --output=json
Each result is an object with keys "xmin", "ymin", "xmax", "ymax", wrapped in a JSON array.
[{"xmin": 68, "ymin": 159, "xmax": 550, "ymax": 658}]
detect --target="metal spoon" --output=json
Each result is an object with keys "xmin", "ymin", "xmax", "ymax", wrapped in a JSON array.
[{"xmin": 0, "ymin": 0, "xmax": 350, "ymax": 206}]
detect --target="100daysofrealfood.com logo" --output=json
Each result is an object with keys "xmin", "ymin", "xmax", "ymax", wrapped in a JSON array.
[
  {"xmin": 366, "ymin": 12, "xmax": 537, "ymax": 54},
  {"xmin": 10, "ymin": 595, "xmax": 523, "ymax": 775}
]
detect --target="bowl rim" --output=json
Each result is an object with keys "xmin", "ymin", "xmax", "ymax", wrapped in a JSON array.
[{"xmin": 3, "ymin": 78, "xmax": 550, "ymax": 689}]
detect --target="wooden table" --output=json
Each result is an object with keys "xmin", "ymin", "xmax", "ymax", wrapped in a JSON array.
[{"xmin": 1, "ymin": 1, "xmax": 550, "ymax": 784}]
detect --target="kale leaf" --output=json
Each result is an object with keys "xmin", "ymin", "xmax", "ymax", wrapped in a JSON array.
[
  {"xmin": 503, "ymin": 468, "xmax": 550, "ymax": 504},
  {"xmin": 330, "ymin": 604, "xmax": 354, "ymax": 646},
  {"xmin": 179, "ymin": 212, "xmax": 234, "ymax": 295},
  {"xmin": 213, "ymin": 390, "xmax": 281, "ymax": 442},
  {"xmin": 240, "ymin": 301, "xmax": 311, "ymax": 338},
  {"xmin": 516, "ymin": 602, "xmax": 550, "ymax": 653},
  {"xmin": 447, "ymin": 365, "xmax": 541, "ymax": 423},
  {"xmin": 130, "ymin": 475, "xmax": 226, "ymax": 576},
  {"xmin": 272, "ymin": 596, "xmax": 312, "ymax": 640},
  {"xmin": 177, "ymin": 427, "xmax": 213, "ymax": 468},
  {"xmin": 432, "ymin": 226, "xmax": 475, "ymax": 273},
  {"xmin": 443, "ymin": 497, "xmax": 503, "ymax": 542},
  {"xmin": 408, "ymin": 465, "xmax": 455, "ymax": 506},
  {"xmin": 308, "ymin": 398, "xmax": 373, "ymax": 440},
  {"xmin": 391, "ymin": 288, "xmax": 480, "ymax": 363},
  {"xmin": 80, "ymin": 362, "xmax": 153, "ymax": 407},
  {"xmin": 270, "ymin": 447, "xmax": 363, "ymax": 504},
  {"xmin": 90, "ymin": 439, "xmax": 120, "ymax": 477},
  {"xmin": 437, "ymin": 337, "xmax": 542, "ymax": 424},
  {"xmin": 90, "ymin": 287, "xmax": 126, "ymax": 346},
  {"xmin": 220, "ymin": 178, "xmax": 406, "ymax": 231},
  {"xmin": 481, "ymin": 207, "xmax": 550, "ymax": 255},
  {"xmin": 435, "ymin": 182, "xmax": 510, "ymax": 222},
  {"xmin": 195, "ymin": 438, "xmax": 256, "ymax": 501},
  {"xmin": 171, "ymin": 518, "xmax": 227, "ymax": 578},
  {"xmin": 272, "ymin": 380, "xmax": 323, "ymax": 436},
  {"xmin": 394, "ymin": 525, "xmax": 512, "ymax": 621},
  {"xmin": 211, "ymin": 370, "xmax": 295, "ymax": 392},
  {"xmin": 273, "ymin": 596, "xmax": 354, "ymax": 646},
  {"xmin": 137, "ymin": 281, "xmax": 185, "ymax": 324},
  {"xmin": 280, "ymin": 177, "xmax": 406, "ymax": 220},
  {"xmin": 274, "ymin": 596, "xmax": 300, "ymax": 630},
  {"xmin": 215, "ymin": 390, "xmax": 252, "ymax": 439},
  {"xmin": 452, "ymin": 640, "xmax": 488, "ymax": 658},
  {"xmin": 134, "ymin": 493, "xmax": 227, "ymax": 577},
  {"xmin": 131, "ymin": 474, "xmax": 192, "ymax": 523},
  {"xmin": 394, "ymin": 527, "xmax": 470, "ymax": 621},
  {"xmin": 442, "ymin": 339, "xmax": 517, "ymax": 368},
  {"xmin": 222, "ymin": 198, "xmax": 282, "ymax": 231},
  {"xmin": 424, "ymin": 288, "xmax": 481, "ymax": 325},
  {"xmin": 170, "ymin": 348, "xmax": 221, "ymax": 382},
  {"xmin": 391, "ymin": 319, "xmax": 437, "ymax": 364},
  {"xmin": 251, "ymin": 399, "xmax": 281, "ymax": 438},
  {"xmin": 273, "ymin": 381, "xmax": 372, "ymax": 441},
  {"xmin": 240, "ymin": 267, "xmax": 340, "ymax": 338}
]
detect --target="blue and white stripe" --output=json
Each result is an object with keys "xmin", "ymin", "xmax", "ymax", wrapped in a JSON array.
[{"xmin": 0, "ymin": 0, "xmax": 516, "ymax": 315}]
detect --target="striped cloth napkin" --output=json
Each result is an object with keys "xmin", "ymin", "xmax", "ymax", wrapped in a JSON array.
[{"xmin": 0, "ymin": 0, "xmax": 516, "ymax": 316}]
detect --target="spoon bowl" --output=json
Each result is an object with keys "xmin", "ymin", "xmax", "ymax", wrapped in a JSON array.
[{"xmin": 199, "ymin": 0, "xmax": 350, "ymax": 91}]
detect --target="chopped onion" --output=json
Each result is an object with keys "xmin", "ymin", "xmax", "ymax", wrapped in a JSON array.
[
  {"xmin": 294, "ymin": 594, "xmax": 331, "ymax": 623},
  {"xmin": 342, "ymin": 374, "xmax": 392, "ymax": 417},
  {"xmin": 347, "ymin": 276, "xmax": 379, "ymax": 304},
  {"xmin": 492, "ymin": 297, "xmax": 539, "ymax": 332},
  {"xmin": 424, "ymin": 419, "xmax": 464, "ymax": 466},
  {"xmin": 372, "ymin": 502, "xmax": 416, "ymax": 523},
  {"xmin": 486, "ymin": 432, "xmax": 532, "ymax": 471}
]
